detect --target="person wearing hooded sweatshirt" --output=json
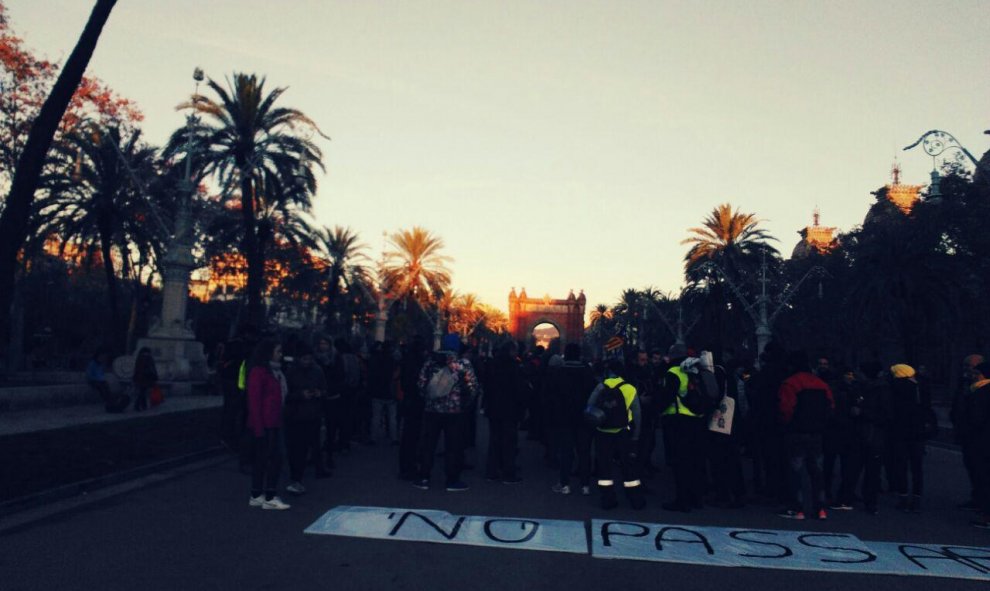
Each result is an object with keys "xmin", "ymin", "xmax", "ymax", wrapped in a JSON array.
[
  {"xmin": 888, "ymin": 364, "xmax": 932, "ymax": 513},
  {"xmin": 777, "ymin": 350, "xmax": 834, "ymax": 521},
  {"xmin": 413, "ymin": 334, "xmax": 480, "ymax": 492}
]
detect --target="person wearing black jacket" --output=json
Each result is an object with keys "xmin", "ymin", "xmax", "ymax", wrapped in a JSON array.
[
  {"xmin": 285, "ymin": 344, "xmax": 330, "ymax": 494},
  {"xmin": 888, "ymin": 364, "xmax": 932, "ymax": 513},
  {"xmin": 832, "ymin": 366, "xmax": 889, "ymax": 514},
  {"xmin": 398, "ymin": 337, "xmax": 428, "ymax": 480},
  {"xmin": 483, "ymin": 342, "xmax": 528, "ymax": 484},
  {"xmin": 545, "ymin": 343, "xmax": 597, "ymax": 495},
  {"xmin": 965, "ymin": 361, "xmax": 990, "ymax": 529}
]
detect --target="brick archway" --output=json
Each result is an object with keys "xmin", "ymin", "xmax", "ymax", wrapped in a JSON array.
[{"xmin": 508, "ymin": 289, "xmax": 586, "ymax": 345}]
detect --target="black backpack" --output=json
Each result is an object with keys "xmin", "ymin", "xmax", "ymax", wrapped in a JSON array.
[
  {"xmin": 682, "ymin": 370, "xmax": 720, "ymax": 417},
  {"xmin": 596, "ymin": 380, "xmax": 629, "ymax": 429}
]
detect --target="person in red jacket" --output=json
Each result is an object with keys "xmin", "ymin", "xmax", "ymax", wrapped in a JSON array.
[
  {"xmin": 247, "ymin": 339, "xmax": 290, "ymax": 510},
  {"xmin": 777, "ymin": 350, "xmax": 834, "ymax": 521}
]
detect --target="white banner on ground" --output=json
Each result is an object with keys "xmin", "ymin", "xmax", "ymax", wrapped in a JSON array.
[
  {"xmin": 590, "ymin": 519, "xmax": 990, "ymax": 581},
  {"xmin": 304, "ymin": 505, "xmax": 587, "ymax": 555}
]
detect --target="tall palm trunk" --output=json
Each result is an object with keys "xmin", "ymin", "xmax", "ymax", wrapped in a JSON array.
[
  {"xmin": 240, "ymin": 173, "xmax": 264, "ymax": 327},
  {"xmin": 98, "ymin": 225, "xmax": 120, "ymax": 348},
  {"xmin": 0, "ymin": 0, "xmax": 118, "ymax": 341}
]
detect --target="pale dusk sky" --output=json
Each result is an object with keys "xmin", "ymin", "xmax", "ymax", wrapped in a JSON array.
[{"xmin": 5, "ymin": 0, "xmax": 989, "ymax": 316}]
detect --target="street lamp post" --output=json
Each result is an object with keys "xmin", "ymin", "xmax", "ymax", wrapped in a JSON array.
[
  {"xmin": 904, "ymin": 130, "xmax": 990, "ymax": 197},
  {"xmin": 114, "ymin": 69, "xmax": 208, "ymax": 385},
  {"xmin": 698, "ymin": 254, "xmax": 827, "ymax": 365}
]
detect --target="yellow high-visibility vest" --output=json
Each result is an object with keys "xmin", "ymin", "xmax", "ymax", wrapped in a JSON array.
[
  {"xmin": 237, "ymin": 361, "xmax": 247, "ymax": 391},
  {"xmin": 661, "ymin": 366, "xmax": 700, "ymax": 417},
  {"xmin": 598, "ymin": 377, "xmax": 638, "ymax": 434}
]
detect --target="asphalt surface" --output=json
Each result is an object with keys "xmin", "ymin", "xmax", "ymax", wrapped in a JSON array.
[{"xmin": 1, "ymin": 425, "xmax": 987, "ymax": 591}]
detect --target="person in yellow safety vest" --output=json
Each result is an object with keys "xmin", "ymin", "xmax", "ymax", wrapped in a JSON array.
[
  {"xmin": 659, "ymin": 343, "xmax": 707, "ymax": 513},
  {"xmin": 586, "ymin": 359, "xmax": 645, "ymax": 510}
]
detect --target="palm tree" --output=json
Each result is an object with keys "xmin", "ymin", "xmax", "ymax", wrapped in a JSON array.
[
  {"xmin": 170, "ymin": 72, "xmax": 326, "ymax": 326},
  {"xmin": 38, "ymin": 124, "xmax": 157, "ymax": 341},
  {"xmin": 0, "ymin": 0, "xmax": 118, "ymax": 338},
  {"xmin": 381, "ymin": 226, "xmax": 452, "ymax": 307},
  {"xmin": 313, "ymin": 225, "xmax": 370, "ymax": 324},
  {"xmin": 682, "ymin": 203, "xmax": 778, "ymax": 280}
]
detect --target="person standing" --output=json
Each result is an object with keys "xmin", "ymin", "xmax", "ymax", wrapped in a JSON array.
[
  {"xmin": 659, "ymin": 345, "xmax": 708, "ymax": 512},
  {"xmin": 888, "ymin": 364, "xmax": 931, "ymax": 513},
  {"xmin": 546, "ymin": 343, "xmax": 597, "ymax": 496},
  {"xmin": 628, "ymin": 350, "xmax": 660, "ymax": 475},
  {"xmin": 964, "ymin": 361, "xmax": 990, "ymax": 529},
  {"xmin": 369, "ymin": 341, "xmax": 400, "ymax": 444},
  {"xmin": 285, "ymin": 344, "xmax": 330, "ymax": 495},
  {"xmin": 413, "ymin": 334, "xmax": 480, "ymax": 492},
  {"xmin": 587, "ymin": 359, "xmax": 644, "ymax": 510},
  {"xmin": 831, "ymin": 367, "xmax": 888, "ymax": 514},
  {"xmin": 482, "ymin": 342, "xmax": 528, "ymax": 484},
  {"xmin": 777, "ymin": 351, "xmax": 834, "ymax": 521},
  {"xmin": 246, "ymin": 340, "xmax": 290, "ymax": 510},
  {"xmin": 953, "ymin": 354, "xmax": 985, "ymax": 511},
  {"xmin": 398, "ymin": 337, "xmax": 428, "ymax": 480},
  {"xmin": 314, "ymin": 336, "xmax": 339, "ymax": 474},
  {"xmin": 131, "ymin": 347, "xmax": 158, "ymax": 412}
]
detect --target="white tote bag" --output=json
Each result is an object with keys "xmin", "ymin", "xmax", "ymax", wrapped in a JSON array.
[{"xmin": 708, "ymin": 396, "xmax": 735, "ymax": 435}]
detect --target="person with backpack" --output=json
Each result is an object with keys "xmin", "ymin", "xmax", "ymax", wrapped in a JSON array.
[
  {"xmin": 777, "ymin": 350, "xmax": 834, "ymax": 521},
  {"xmin": 658, "ymin": 345, "xmax": 714, "ymax": 512},
  {"xmin": 586, "ymin": 359, "xmax": 644, "ymax": 510},
  {"xmin": 413, "ymin": 334, "xmax": 481, "ymax": 492},
  {"xmin": 887, "ymin": 363, "xmax": 932, "ymax": 513},
  {"xmin": 482, "ymin": 341, "xmax": 528, "ymax": 484}
]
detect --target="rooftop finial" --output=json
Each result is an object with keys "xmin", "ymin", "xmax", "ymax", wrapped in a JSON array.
[
  {"xmin": 891, "ymin": 159, "xmax": 902, "ymax": 185},
  {"xmin": 813, "ymin": 206, "xmax": 820, "ymax": 227}
]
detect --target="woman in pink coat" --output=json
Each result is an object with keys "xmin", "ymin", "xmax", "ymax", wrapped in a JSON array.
[{"xmin": 247, "ymin": 339, "xmax": 291, "ymax": 510}]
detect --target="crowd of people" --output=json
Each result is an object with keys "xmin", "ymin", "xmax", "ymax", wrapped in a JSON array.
[{"xmin": 215, "ymin": 327, "xmax": 990, "ymax": 530}]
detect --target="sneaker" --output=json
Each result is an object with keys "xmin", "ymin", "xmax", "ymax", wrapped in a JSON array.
[
  {"xmin": 286, "ymin": 481, "xmax": 306, "ymax": 495},
  {"xmin": 412, "ymin": 479, "xmax": 430, "ymax": 490},
  {"xmin": 778, "ymin": 510, "xmax": 805, "ymax": 520},
  {"xmin": 829, "ymin": 503, "xmax": 854, "ymax": 511},
  {"xmin": 817, "ymin": 509, "xmax": 828, "ymax": 521},
  {"xmin": 445, "ymin": 481, "xmax": 469, "ymax": 492},
  {"xmin": 249, "ymin": 495, "xmax": 265, "ymax": 507},
  {"xmin": 581, "ymin": 485, "xmax": 591, "ymax": 496},
  {"xmin": 971, "ymin": 520, "xmax": 990, "ymax": 530},
  {"xmin": 262, "ymin": 496, "xmax": 291, "ymax": 510},
  {"xmin": 551, "ymin": 484, "xmax": 572, "ymax": 495},
  {"xmin": 502, "ymin": 476, "xmax": 523, "ymax": 485}
]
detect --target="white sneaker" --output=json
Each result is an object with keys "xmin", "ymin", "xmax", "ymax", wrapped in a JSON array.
[
  {"xmin": 286, "ymin": 481, "xmax": 306, "ymax": 495},
  {"xmin": 262, "ymin": 496, "xmax": 291, "ymax": 510},
  {"xmin": 551, "ymin": 484, "xmax": 572, "ymax": 495},
  {"xmin": 249, "ymin": 495, "xmax": 265, "ymax": 507},
  {"xmin": 581, "ymin": 486, "xmax": 591, "ymax": 496}
]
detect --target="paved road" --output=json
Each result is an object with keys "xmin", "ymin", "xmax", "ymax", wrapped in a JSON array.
[{"xmin": 2, "ymin": 427, "xmax": 987, "ymax": 591}]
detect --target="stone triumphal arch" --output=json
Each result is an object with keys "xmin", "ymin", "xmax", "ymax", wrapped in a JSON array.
[{"xmin": 508, "ymin": 288, "xmax": 586, "ymax": 346}]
